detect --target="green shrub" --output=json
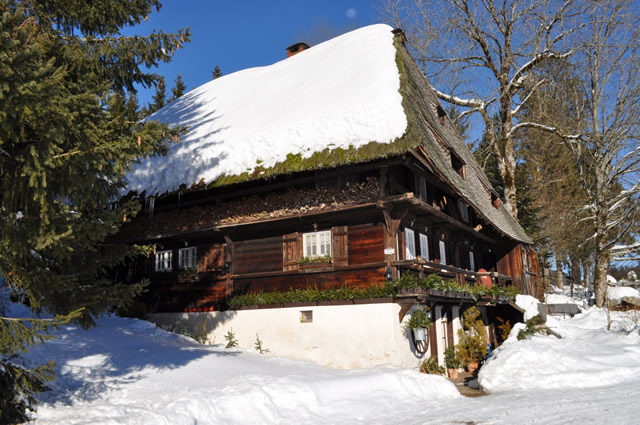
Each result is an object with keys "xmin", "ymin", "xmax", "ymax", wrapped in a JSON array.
[
  {"xmin": 444, "ymin": 345, "xmax": 462, "ymax": 369},
  {"xmin": 419, "ymin": 356, "xmax": 445, "ymax": 375},
  {"xmin": 405, "ymin": 309, "xmax": 432, "ymax": 329},
  {"xmin": 457, "ymin": 307, "xmax": 488, "ymax": 365}
]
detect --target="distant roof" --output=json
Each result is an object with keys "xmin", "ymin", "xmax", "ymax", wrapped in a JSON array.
[
  {"xmin": 127, "ymin": 24, "xmax": 407, "ymax": 195},
  {"xmin": 127, "ymin": 24, "xmax": 531, "ymax": 244}
]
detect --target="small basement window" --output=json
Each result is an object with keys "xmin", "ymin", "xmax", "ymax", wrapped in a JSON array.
[
  {"xmin": 155, "ymin": 250, "xmax": 173, "ymax": 272},
  {"xmin": 451, "ymin": 151, "xmax": 466, "ymax": 178},
  {"xmin": 303, "ymin": 230, "xmax": 331, "ymax": 258},
  {"xmin": 178, "ymin": 247, "xmax": 197, "ymax": 269},
  {"xmin": 300, "ymin": 310, "xmax": 313, "ymax": 323}
]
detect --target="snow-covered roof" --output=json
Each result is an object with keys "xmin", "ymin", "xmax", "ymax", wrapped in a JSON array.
[
  {"xmin": 127, "ymin": 24, "xmax": 407, "ymax": 195},
  {"xmin": 127, "ymin": 23, "xmax": 532, "ymax": 244}
]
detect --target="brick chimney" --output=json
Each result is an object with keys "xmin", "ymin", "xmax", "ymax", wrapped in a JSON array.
[{"xmin": 286, "ymin": 42, "xmax": 310, "ymax": 58}]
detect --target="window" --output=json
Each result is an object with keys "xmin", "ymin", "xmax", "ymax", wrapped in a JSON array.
[
  {"xmin": 439, "ymin": 240, "xmax": 447, "ymax": 265},
  {"xmin": 179, "ymin": 247, "xmax": 197, "ymax": 269},
  {"xmin": 303, "ymin": 230, "xmax": 331, "ymax": 258},
  {"xmin": 419, "ymin": 233, "xmax": 430, "ymax": 260},
  {"xmin": 155, "ymin": 250, "xmax": 173, "ymax": 272},
  {"xmin": 404, "ymin": 228, "xmax": 416, "ymax": 260},
  {"xmin": 417, "ymin": 176, "xmax": 427, "ymax": 201},
  {"xmin": 469, "ymin": 251, "xmax": 475, "ymax": 271},
  {"xmin": 451, "ymin": 151, "xmax": 466, "ymax": 178},
  {"xmin": 458, "ymin": 199, "xmax": 469, "ymax": 223}
]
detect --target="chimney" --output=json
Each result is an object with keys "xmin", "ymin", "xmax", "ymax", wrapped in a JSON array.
[
  {"xmin": 391, "ymin": 28, "xmax": 407, "ymax": 45},
  {"xmin": 286, "ymin": 42, "xmax": 310, "ymax": 58}
]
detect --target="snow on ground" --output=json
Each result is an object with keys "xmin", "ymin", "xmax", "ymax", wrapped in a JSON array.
[
  {"xmin": 479, "ymin": 307, "xmax": 640, "ymax": 392},
  {"xmin": 608, "ymin": 286, "xmax": 640, "ymax": 301},
  {"xmin": 6, "ymin": 294, "xmax": 640, "ymax": 424},
  {"xmin": 127, "ymin": 24, "xmax": 407, "ymax": 195}
]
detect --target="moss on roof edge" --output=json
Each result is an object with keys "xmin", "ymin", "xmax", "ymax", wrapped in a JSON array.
[{"xmin": 154, "ymin": 37, "xmax": 421, "ymax": 197}]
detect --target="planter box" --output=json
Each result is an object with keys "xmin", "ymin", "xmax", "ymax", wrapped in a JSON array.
[
  {"xmin": 396, "ymin": 288, "xmax": 427, "ymax": 296},
  {"xmin": 282, "ymin": 301, "xmax": 315, "ymax": 308},
  {"xmin": 317, "ymin": 299, "xmax": 353, "ymax": 306},
  {"xmin": 299, "ymin": 262, "xmax": 332, "ymax": 270},
  {"xmin": 257, "ymin": 303, "xmax": 283, "ymax": 309},
  {"xmin": 353, "ymin": 296, "xmax": 394, "ymax": 305},
  {"xmin": 428, "ymin": 289, "xmax": 446, "ymax": 297}
]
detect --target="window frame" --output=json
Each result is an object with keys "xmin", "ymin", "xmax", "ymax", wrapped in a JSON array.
[
  {"xmin": 178, "ymin": 246, "xmax": 198, "ymax": 270},
  {"xmin": 419, "ymin": 233, "xmax": 430, "ymax": 260},
  {"xmin": 302, "ymin": 230, "xmax": 332, "ymax": 259},
  {"xmin": 457, "ymin": 199, "xmax": 469, "ymax": 223},
  {"xmin": 438, "ymin": 240, "xmax": 447, "ymax": 265},
  {"xmin": 404, "ymin": 228, "xmax": 416, "ymax": 260},
  {"xmin": 155, "ymin": 250, "xmax": 173, "ymax": 272}
]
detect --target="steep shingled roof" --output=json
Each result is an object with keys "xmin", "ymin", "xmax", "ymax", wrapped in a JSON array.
[{"xmin": 126, "ymin": 24, "xmax": 531, "ymax": 244}]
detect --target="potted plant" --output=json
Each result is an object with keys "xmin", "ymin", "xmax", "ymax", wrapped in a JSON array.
[
  {"xmin": 418, "ymin": 355, "xmax": 445, "ymax": 375},
  {"xmin": 456, "ymin": 306, "xmax": 488, "ymax": 373},
  {"xmin": 406, "ymin": 309, "xmax": 432, "ymax": 342},
  {"xmin": 444, "ymin": 345, "xmax": 462, "ymax": 379}
]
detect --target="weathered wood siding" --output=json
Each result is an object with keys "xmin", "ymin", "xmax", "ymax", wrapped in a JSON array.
[
  {"xmin": 497, "ymin": 243, "xmax": 540, "ymax": 297},
  {"xmin": 233, "ymin": 236, "xmax": 283, "ymax": 274},
  {"xmin": 348, "ymin": 223, "xmax": 385, "ymax": 264},
  {"xmin": 233, "ymin": 266, "xmax": 386, "ymax": 295}
]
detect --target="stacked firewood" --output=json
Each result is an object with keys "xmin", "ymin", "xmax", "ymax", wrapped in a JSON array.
[{"xmin": 122, "ymin": 177, "xmax": 380, "ymax": 237}]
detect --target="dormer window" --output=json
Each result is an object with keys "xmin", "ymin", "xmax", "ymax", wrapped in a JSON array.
[
  {"xmin": 436, "ymin": 105, "xmax": 447, "ymax": 125},
  {"xmin": 491, "ymin": 192, "xmax": 500, "ymax": 209},
  {"xmin": 451, "ymin": 151, "xmax": 465, "ymax": 178}
]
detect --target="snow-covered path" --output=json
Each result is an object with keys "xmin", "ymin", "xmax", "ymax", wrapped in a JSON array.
[{"xmin": 15, "ymin": 302, "xmax": 640, "ymax": 424}]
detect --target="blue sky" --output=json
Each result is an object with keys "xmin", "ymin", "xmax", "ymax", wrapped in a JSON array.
[{"xmin": 127, "ymin": 1, "xmax": 379, "ymax": 104}]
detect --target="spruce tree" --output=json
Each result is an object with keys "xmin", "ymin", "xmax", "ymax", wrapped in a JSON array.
[
  {"xmin": 147, "ymin": 77, "xmax": 167, "ymax": 114},
  {"xmin": 169, "ymin": 74, "xmax": 187, "ymax": 102},
  {"xmin": 212, "ymin": 65, "xmax": 223, "ymax": 80},
  {"xmin": 0, "ymin": 1, "xmax": 190, "ymax": 421}
]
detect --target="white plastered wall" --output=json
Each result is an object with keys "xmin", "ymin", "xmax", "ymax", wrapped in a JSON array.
[{"xmin": 148, "ymin": 303, "xmax": 435, "ymax": 369}]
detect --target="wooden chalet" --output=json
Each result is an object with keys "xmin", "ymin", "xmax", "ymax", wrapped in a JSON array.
[{"xmin": 118, "ymin": 25, "xmax": 540, "ymax": 368}]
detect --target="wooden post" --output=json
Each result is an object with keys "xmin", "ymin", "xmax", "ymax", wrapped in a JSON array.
[
  {"xmin": 223, "ymin": 235, "xmax": 233, "ymax": 298},
  {"xmin": 383, "ymin": 208, "xmax": 407, "ymax": 280}
]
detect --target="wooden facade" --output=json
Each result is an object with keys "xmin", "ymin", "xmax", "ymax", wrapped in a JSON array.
[{"xmin": 121, "ymin": 152, "xmax": 540, "ymax": 314}]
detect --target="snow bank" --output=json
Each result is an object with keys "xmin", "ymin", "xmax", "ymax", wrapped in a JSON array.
[
  {"xmin": 26, "ymin": 315, "xmax": 458, "ymax": 424},
  {"xmin": 515, "ymin": 294, "xmax": 541, "ymax": 321},
  {"xmin": 607, "ymin": 286, "xmax": 639, "ymax": 301},
  {"xmin": 127, "ymin": 24, "xmax": 407, "ymax": 195},
  {"xmin": 479, "ymin": 307, "xmax": 640, "ymax": 393}
]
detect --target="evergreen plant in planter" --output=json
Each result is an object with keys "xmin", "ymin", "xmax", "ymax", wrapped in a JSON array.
[
  {"xmin": 456, "ymin": 306, "xmax": 488, "ymax": 373},
  {"xmin": 444, "ymin": 345, "xmax": 462, "ymax": 379}
]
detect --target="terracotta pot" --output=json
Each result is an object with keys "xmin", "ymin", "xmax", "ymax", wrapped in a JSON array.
[
  {"xmin": 447, "ymin": 368, "xmax": 459, "ymax": 379},
  {"xmin": 466, "ymin": 361, "xmax": 479, "ymax": 374}
]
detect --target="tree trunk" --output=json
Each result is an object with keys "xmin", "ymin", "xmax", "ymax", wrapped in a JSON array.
[
  {"xmin": 555, "ymin": 255, "xmax": 564, "ymax": 290},
  {"xmin": 582, "ymin": 260, "xmax": 590, "ymax": 290},
  {"xmin": 593, "ymin": 249, "xmax": 609, "ymax": 308}
]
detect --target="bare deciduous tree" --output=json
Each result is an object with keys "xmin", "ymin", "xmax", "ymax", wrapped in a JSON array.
[
  {"xmin": 378, "ymin": 0, "xmax": 583, "ymax": 219},
  {"xmin": 564, "ymin": 0, "xmax": 640, "ymax": 307}
]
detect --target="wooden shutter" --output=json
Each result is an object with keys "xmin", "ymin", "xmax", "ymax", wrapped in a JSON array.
[
  {"xmin": 331, "ymin": 226, "xmax": 348, "ymax": 266},
  {"xmin": 283, "ymin": 232, "xmax": 301, "ymax": 271}
]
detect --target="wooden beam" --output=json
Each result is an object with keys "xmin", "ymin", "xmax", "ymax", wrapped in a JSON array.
[{"xmin": 377, "ymin": 193, "xmax": 496, "ymax": 244}]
